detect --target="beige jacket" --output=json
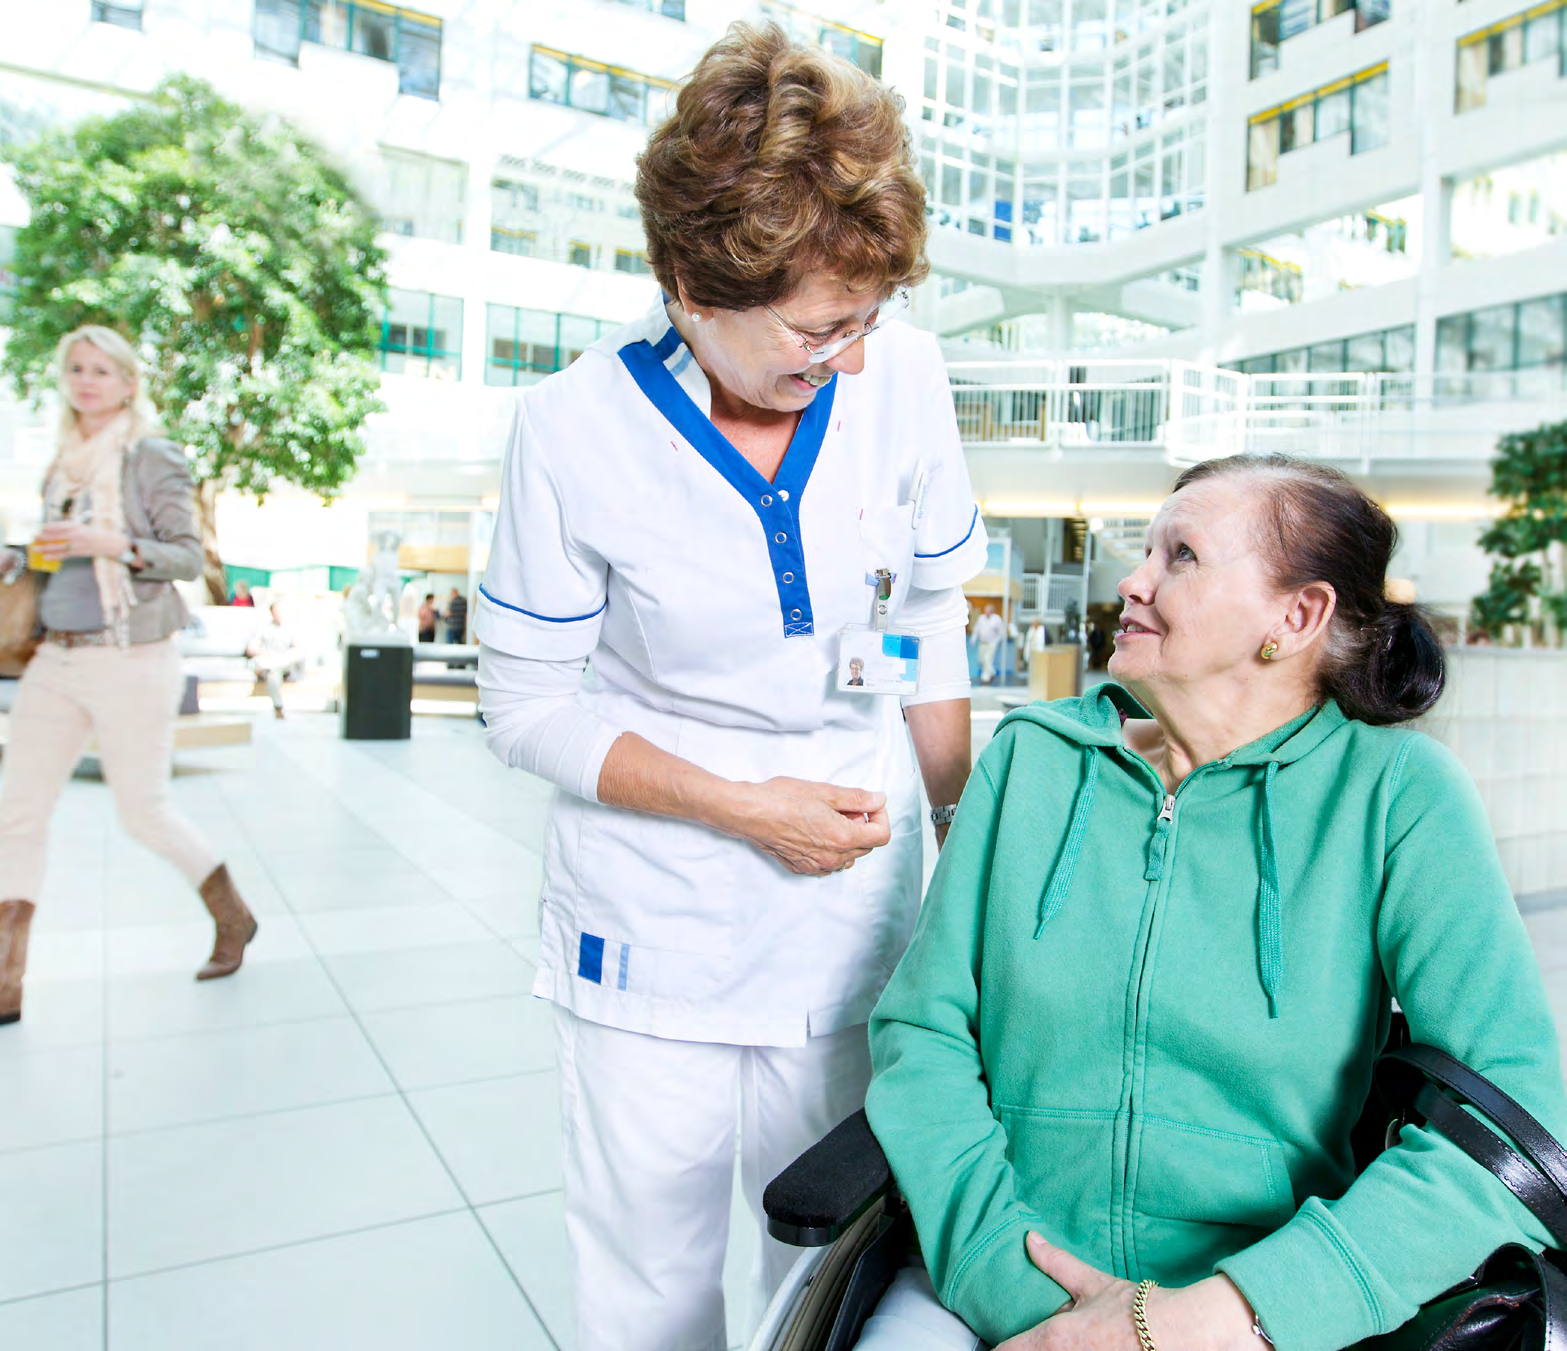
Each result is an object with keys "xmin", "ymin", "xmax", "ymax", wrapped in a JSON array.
[
  {"xmin": 119, "ymin": 437, "xmax": 202, "ymax": 643},
  {"xmin": 11, "ymin": 439, "xmax": 203, "ymax": 643}
]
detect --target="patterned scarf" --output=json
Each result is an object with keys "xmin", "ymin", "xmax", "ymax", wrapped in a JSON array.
[{"xmin": 43, "ymin": 410, "xmax": 137, "ymax": 643}]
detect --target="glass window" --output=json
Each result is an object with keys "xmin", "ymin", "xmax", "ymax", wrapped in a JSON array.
[
  {"xmin": 614, "ymin": 249, "xmax": 651, "ymax": 274},
  {"xmin": 1525, "ymin": 10, "xmax": 1562, "ymax": 64},
  {"xmin": 1517, "ymin": 295, "xmax": 1566, "ymax": 368},
  {"xmin": 1275, "ymin": 347, "xmax": 1308, "ymax": 374},
  {"xmin": 530, "ymin": 49, "xmax": 568, "ymax": 103},
  {"xmin": 351, "ymin": 6, "xmax": 396, "ymax": 60},
  {"xmin": 92, "ymin": 0, "xmax": 142, "ymax": 28},
  {"xmin": 381, "ymin": 289, "xmax": 462, "ymax": 379},
  {"xmin": 1069, "ymin": 80, "xmax": 1106, "ymax": 147},
  {"xmin": 1467, "ymin": 303, "xmax": 1517, "ymax": 371},
  {"xmin": 1456, "ymin": 39, "xmax": 1488, "ymax": 113},
  {"xmin": 308, "ymin": 1, "xmax": 352, "ymax": 48},
  {"xmin": 255, "ymin": 0, "xmax": 303, "ymax": 61},
  {"xmin": 1315, "ymin": 85, "xmax": 1352, "ymax": 139},
  {"xmin": 1308, "ymin": 341, "xmax": 1346, "ymax": 373},
  {"xmin": 375, "ymin": 150, "xmax": 465, "ymax": 243},
  {"xmin": 569, "ymin": 64, "xmax": 610, "ymax": 116},
  {"xmin": 398, "ymin": 13, "xmax": 441, "ymax": 98},
  {"xmin": 1252, "ymin": 4, "xmax": 1281, "ymax": 79},
  {"xmin": 1356, "ymin": 0, "xmax": 1391, "ymax": 31},
  {"xmin": 1279, "ymin": 102, "xmax": 1312, "ymax": 153},
  {"xmin": 1279, "ymin": 0, "xmax": 1314, "ymax": 40},
  {"xmin": 1346, "ymin": 332, "xmax": 1385, "ymax": 371},
  {"xmin": 1384, "ymin": 325, "xmax": 1415, "ymax": 372},
  {"xmin": 490, "ymin": 228, "xmax": 536, "ymax": 256},
  {"xmin": 568, "ymin": 241, "xmax": 592, "ymax": 268},
  {"xmin": 1435, "ymin": 314, "xmax": 1469, "ymax": 372},
  {"xmin": 1351, "ymin": 70, "xmax": 1389, "ymax": 154},
  {"xmin": 1247, "ymin": 117, "xmax": 1280, "ymax": 191}
]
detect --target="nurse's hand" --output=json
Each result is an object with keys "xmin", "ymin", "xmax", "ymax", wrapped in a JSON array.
[{"xmin": 730, "ymin": 777, "xmax": 890, "ymax": 876}]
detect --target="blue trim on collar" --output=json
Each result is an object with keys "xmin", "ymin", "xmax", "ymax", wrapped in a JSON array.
[
  {"xmin": 915, "ymin": 505, "xmax": 980, "ymax": 559},
  {"xmin": 478, "ymin": 583, "xmax": 607, "ymax": 624},
  {"xmin": 618, "ymin": 329, "xmax": 835, "ymax": 637},
  {"xmin": 651, "ymin": 325, "xmax": 683, "ymax": 362}
]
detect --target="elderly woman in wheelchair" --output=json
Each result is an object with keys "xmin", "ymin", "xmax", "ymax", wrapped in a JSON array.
[{"xmin": 755, "ymin": 455, "xmax": 1567, "ymax": 1351}]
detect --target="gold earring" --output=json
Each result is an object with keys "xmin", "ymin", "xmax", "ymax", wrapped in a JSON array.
[{"xmin": 1260, "ymin": 641, "xmax": 1279, "ymax": 661}]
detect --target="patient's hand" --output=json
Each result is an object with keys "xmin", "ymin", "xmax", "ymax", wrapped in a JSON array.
[{"xmin": 993, "ymin": 1233, "xmax": 1260, "ymax": 1351}]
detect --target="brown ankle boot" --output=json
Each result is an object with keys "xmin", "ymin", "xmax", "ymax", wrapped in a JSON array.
[
  {"xmin": 0, "ymin": 900, "xmax": 36, "ymax": 1025},
  {"xmin": 196, "ymin": 865, "xmax": 257, "ymax": 981}
]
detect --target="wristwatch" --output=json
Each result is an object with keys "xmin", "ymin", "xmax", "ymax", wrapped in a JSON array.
[{"xmin": 930, "ymin": 804, "xmax": 958, "ymax": 828}]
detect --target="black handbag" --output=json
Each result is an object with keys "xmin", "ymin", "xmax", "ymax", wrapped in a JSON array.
[{"xmin": 1354, "ymin": 1017, "xmax": 1567, "ymax": 1349}]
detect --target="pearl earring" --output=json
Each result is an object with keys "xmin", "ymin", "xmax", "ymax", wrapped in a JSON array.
[
  {"xmin": 690, "ymin": 312, "xmax": 701, "ymax": 323},
  {"xmin": 1260, "ymin": 641, "xmax": 1279, "ymax": 661}
]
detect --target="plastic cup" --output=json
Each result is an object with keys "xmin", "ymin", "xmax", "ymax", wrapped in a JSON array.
[{"xmin": 27, "ymin": 541, "xmax": 62, "ymax": 574}]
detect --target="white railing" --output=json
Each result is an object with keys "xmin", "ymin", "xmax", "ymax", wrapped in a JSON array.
[{"xmin": 946, "ymin": 359, "xmax": 1567, "ymax": 463}]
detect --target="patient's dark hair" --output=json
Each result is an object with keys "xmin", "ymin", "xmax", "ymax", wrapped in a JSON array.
[{"xmin": 1172, "ymin": 454, "xmax": 1444, "ymax": 726}]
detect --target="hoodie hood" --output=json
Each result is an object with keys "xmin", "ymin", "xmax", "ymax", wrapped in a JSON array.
[{"xmin": 995, "ymin": 684, "xmax": 1348, "ymax": 1016}]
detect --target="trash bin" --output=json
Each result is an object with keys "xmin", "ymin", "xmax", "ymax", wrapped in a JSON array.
[{"xmin": 341, "ymin": 642, "xmax": 412, "ymax": 740}]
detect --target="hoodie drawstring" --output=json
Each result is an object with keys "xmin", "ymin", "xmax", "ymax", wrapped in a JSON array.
[
  {"xmin": 1258, "ymin": 759, "xmax": 1283, "ymax": 1018},
  {"xmin": 1036, "ymin": 748, "xmax": 1099, "ymax": 938}
]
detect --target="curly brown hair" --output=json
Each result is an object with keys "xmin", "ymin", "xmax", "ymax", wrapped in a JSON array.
[{"xmin": 635, "ymin": 22, "xmax": 929, "ymax": 312}]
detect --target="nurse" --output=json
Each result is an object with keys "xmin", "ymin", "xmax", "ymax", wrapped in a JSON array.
[{"xmin": 476, "ymin": 22, "xmax": 988, "ymax": 1351}]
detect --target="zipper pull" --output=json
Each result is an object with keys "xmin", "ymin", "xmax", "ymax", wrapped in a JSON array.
[{"xmin": 1145, "ymin": 794, "xmax": 1176, "ymax": 880}]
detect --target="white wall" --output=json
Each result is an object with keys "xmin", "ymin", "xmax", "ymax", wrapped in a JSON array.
[{"xmin": 1420, "ymin": 649, "xmax": 1567, "ymax": 899}]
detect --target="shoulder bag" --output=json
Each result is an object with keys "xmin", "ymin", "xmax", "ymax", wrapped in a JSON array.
[
  {"xmin": 0, "ymin": 567, "xmax": 41, "ymax": 677},
  {"xmin": 1355, "ymin": 1015, "xmax": 1567, "ymax": 1349}
]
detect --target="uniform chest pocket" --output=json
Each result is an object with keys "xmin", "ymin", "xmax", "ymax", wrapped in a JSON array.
[{"xmin": 858, "ymin": 503, "xmax": 917, "ymax": 620}]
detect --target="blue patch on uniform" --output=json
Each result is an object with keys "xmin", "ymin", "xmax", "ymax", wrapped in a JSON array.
[{"xmin": 578, "ymin": 932, "xmax": 605, "ymax": 984}]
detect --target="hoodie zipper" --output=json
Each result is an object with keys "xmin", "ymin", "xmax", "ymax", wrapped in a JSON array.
[{"xmin": 1114, "ymin": 767, "xmax": 1217, "ymax": 1276}]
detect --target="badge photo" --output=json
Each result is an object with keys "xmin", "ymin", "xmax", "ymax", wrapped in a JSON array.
[{"xmin": 836, "ymin": 626, "xmax": 921, "ymax": 695}]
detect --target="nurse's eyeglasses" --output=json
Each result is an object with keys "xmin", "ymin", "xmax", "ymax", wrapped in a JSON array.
[{"xmin": 765, "ymin": 288, "xmax": 911, "ymax": 363}]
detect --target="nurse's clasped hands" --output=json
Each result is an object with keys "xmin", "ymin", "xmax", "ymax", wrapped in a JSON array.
[
  {"xmin": 597, "ymin": 731, "xmax": 892, "ymax": 878},
  {"xmin": 722, "ymin": 776, "xmax": 891, "ymax": 877}
]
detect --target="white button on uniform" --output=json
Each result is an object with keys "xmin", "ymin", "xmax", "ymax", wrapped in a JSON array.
[{"xmin": 778, "ymin": 490, "xmax": 790, "ymax": 501}]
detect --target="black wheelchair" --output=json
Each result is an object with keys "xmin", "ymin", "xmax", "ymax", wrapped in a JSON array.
[{"xmin": 746, "ymin": 1010, "xmax": 1567, "ymax": 1351}]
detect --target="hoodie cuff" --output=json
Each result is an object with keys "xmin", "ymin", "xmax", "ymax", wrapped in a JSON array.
[{"xmin": 1216, "ymin": 1198, "xmax": 1403, "ymax": 1351}]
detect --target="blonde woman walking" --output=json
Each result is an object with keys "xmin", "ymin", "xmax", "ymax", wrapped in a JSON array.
[{"xmin": 0, "ymin": 325, "xmax": 257, "ymax": 1024}]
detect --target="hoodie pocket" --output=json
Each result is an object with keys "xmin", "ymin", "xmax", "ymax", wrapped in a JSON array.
[
  {"xmin": 1129, "ymin": 1116, "xmax": 1296, "ymax": 1279},
  {"xmin": 996, "ymin": 1106, "xmax": 1118, "ymax": 1256}
]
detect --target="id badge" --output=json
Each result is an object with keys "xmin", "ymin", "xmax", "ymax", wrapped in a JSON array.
[{"xmin": 837, "ymin": 625, "xmax": 921, "ymax": 695}]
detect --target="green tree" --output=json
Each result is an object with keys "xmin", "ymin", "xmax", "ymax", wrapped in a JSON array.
[
  {"xmin": 1472, "ymin": 420, "xmax": 1567, "ymax": 643},
  {"xmin": 1, "ymin": 75, "xmax": 387, "ymax": 602}
]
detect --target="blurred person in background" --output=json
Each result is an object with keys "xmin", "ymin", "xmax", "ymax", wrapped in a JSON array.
[
  {"xmin": 0, "ymin": 325, "xmax": 258, "ymax": 1026},
  {"xmin": 246, "ymin": 597, "xmax": 300, "ymax": 720},
  {"xmin": 974, "ymin": 603, "xmax": 1006, "ymax": 684},
  {"xmin": 417, "ymin": 591, "xmax": 437, "ymax": 643},
  {"xmin": 230, "ymin": 578, "xmax": 254, "ymax": 607},
  {"xmin": 443, "ymin": 586, "xmax": 467, "ymax": 644}
]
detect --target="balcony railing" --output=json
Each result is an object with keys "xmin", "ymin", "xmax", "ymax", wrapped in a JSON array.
[{"xmin": 947, "ymin": 359, "xmax": 1567, "ymax": 463}]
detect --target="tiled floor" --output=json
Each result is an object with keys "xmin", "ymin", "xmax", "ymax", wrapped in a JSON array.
[
  {"xmin": 0, "ymin": 710, "xmax": 1563, "ymax": 1351},
  {"xmin": 0, "ymin": 714, "xmax": 759, "ymax": 1351}
]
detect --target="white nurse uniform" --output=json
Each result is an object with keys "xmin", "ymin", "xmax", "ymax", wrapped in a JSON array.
[{"xmin": 476, "ymin": 295, "xmax": 987, "ymax": 1350}]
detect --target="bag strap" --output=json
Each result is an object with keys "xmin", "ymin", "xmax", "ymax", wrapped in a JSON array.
[
  {"xmin": 1414, "ymin": 1085, "xmax": 1567, "ymax": 1252},
  {"xmin": 1382, "ymin": 1044, "xmax": 1567, "ymax": 1207}
]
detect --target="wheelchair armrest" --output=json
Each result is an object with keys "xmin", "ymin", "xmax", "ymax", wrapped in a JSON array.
[{"xmin": 763, "ymin": 1108, "xmax": 893, "ymax": 1248}]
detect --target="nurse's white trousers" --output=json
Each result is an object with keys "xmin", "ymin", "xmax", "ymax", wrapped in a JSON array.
[{"xmin": 554, "ymin": 1006, "xmax": 872, "ymax": 1351}]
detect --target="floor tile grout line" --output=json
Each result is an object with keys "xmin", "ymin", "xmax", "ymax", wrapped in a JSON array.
[
  {"xmin": 104, "ymin": 1204, "xmax": 473, "ymax": 1288},
  {"xmin": 219, "ymin": 770, "xmax": 565, "ymax": 1351}
]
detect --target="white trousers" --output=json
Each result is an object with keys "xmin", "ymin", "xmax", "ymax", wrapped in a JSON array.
[
  {"xmin": 855, "ymin": 1261, "xmax": 983, "ymax": 1351},
  {"xmin": 0, "ymin": 639, "xmax": 218, "ymax": 901},
  {"xmin": 977, "ymin": 641, "xmax": 1000, "ymax": 682},
  {"xmin": 554, "ymin": 1006, "xmax": 873, "ymax": 1351}
]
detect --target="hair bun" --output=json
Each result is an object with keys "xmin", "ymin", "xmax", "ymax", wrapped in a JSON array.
[{"xmin": 1361, "ymin": 601, "xmax": 1445, "ymax": 723}]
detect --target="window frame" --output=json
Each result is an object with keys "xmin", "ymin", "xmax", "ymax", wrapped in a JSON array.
[
  {"xmin": 252, "ymin": 0, "xmax": 443, "ymax": 100},
  {"xmin": 379, "ymin": 289, "xmax": 463, "ymax": 380}
]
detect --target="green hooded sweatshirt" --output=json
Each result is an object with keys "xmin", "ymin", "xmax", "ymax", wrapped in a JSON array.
[{"xmin": 866, "ymin": 684, "xmax": 1567, "ymax": 1351}]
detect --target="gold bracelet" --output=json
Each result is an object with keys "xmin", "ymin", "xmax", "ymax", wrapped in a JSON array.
[{"xmin": 1132, "ymin": 1279, "xmax": 1160, "ymax": 1351}]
